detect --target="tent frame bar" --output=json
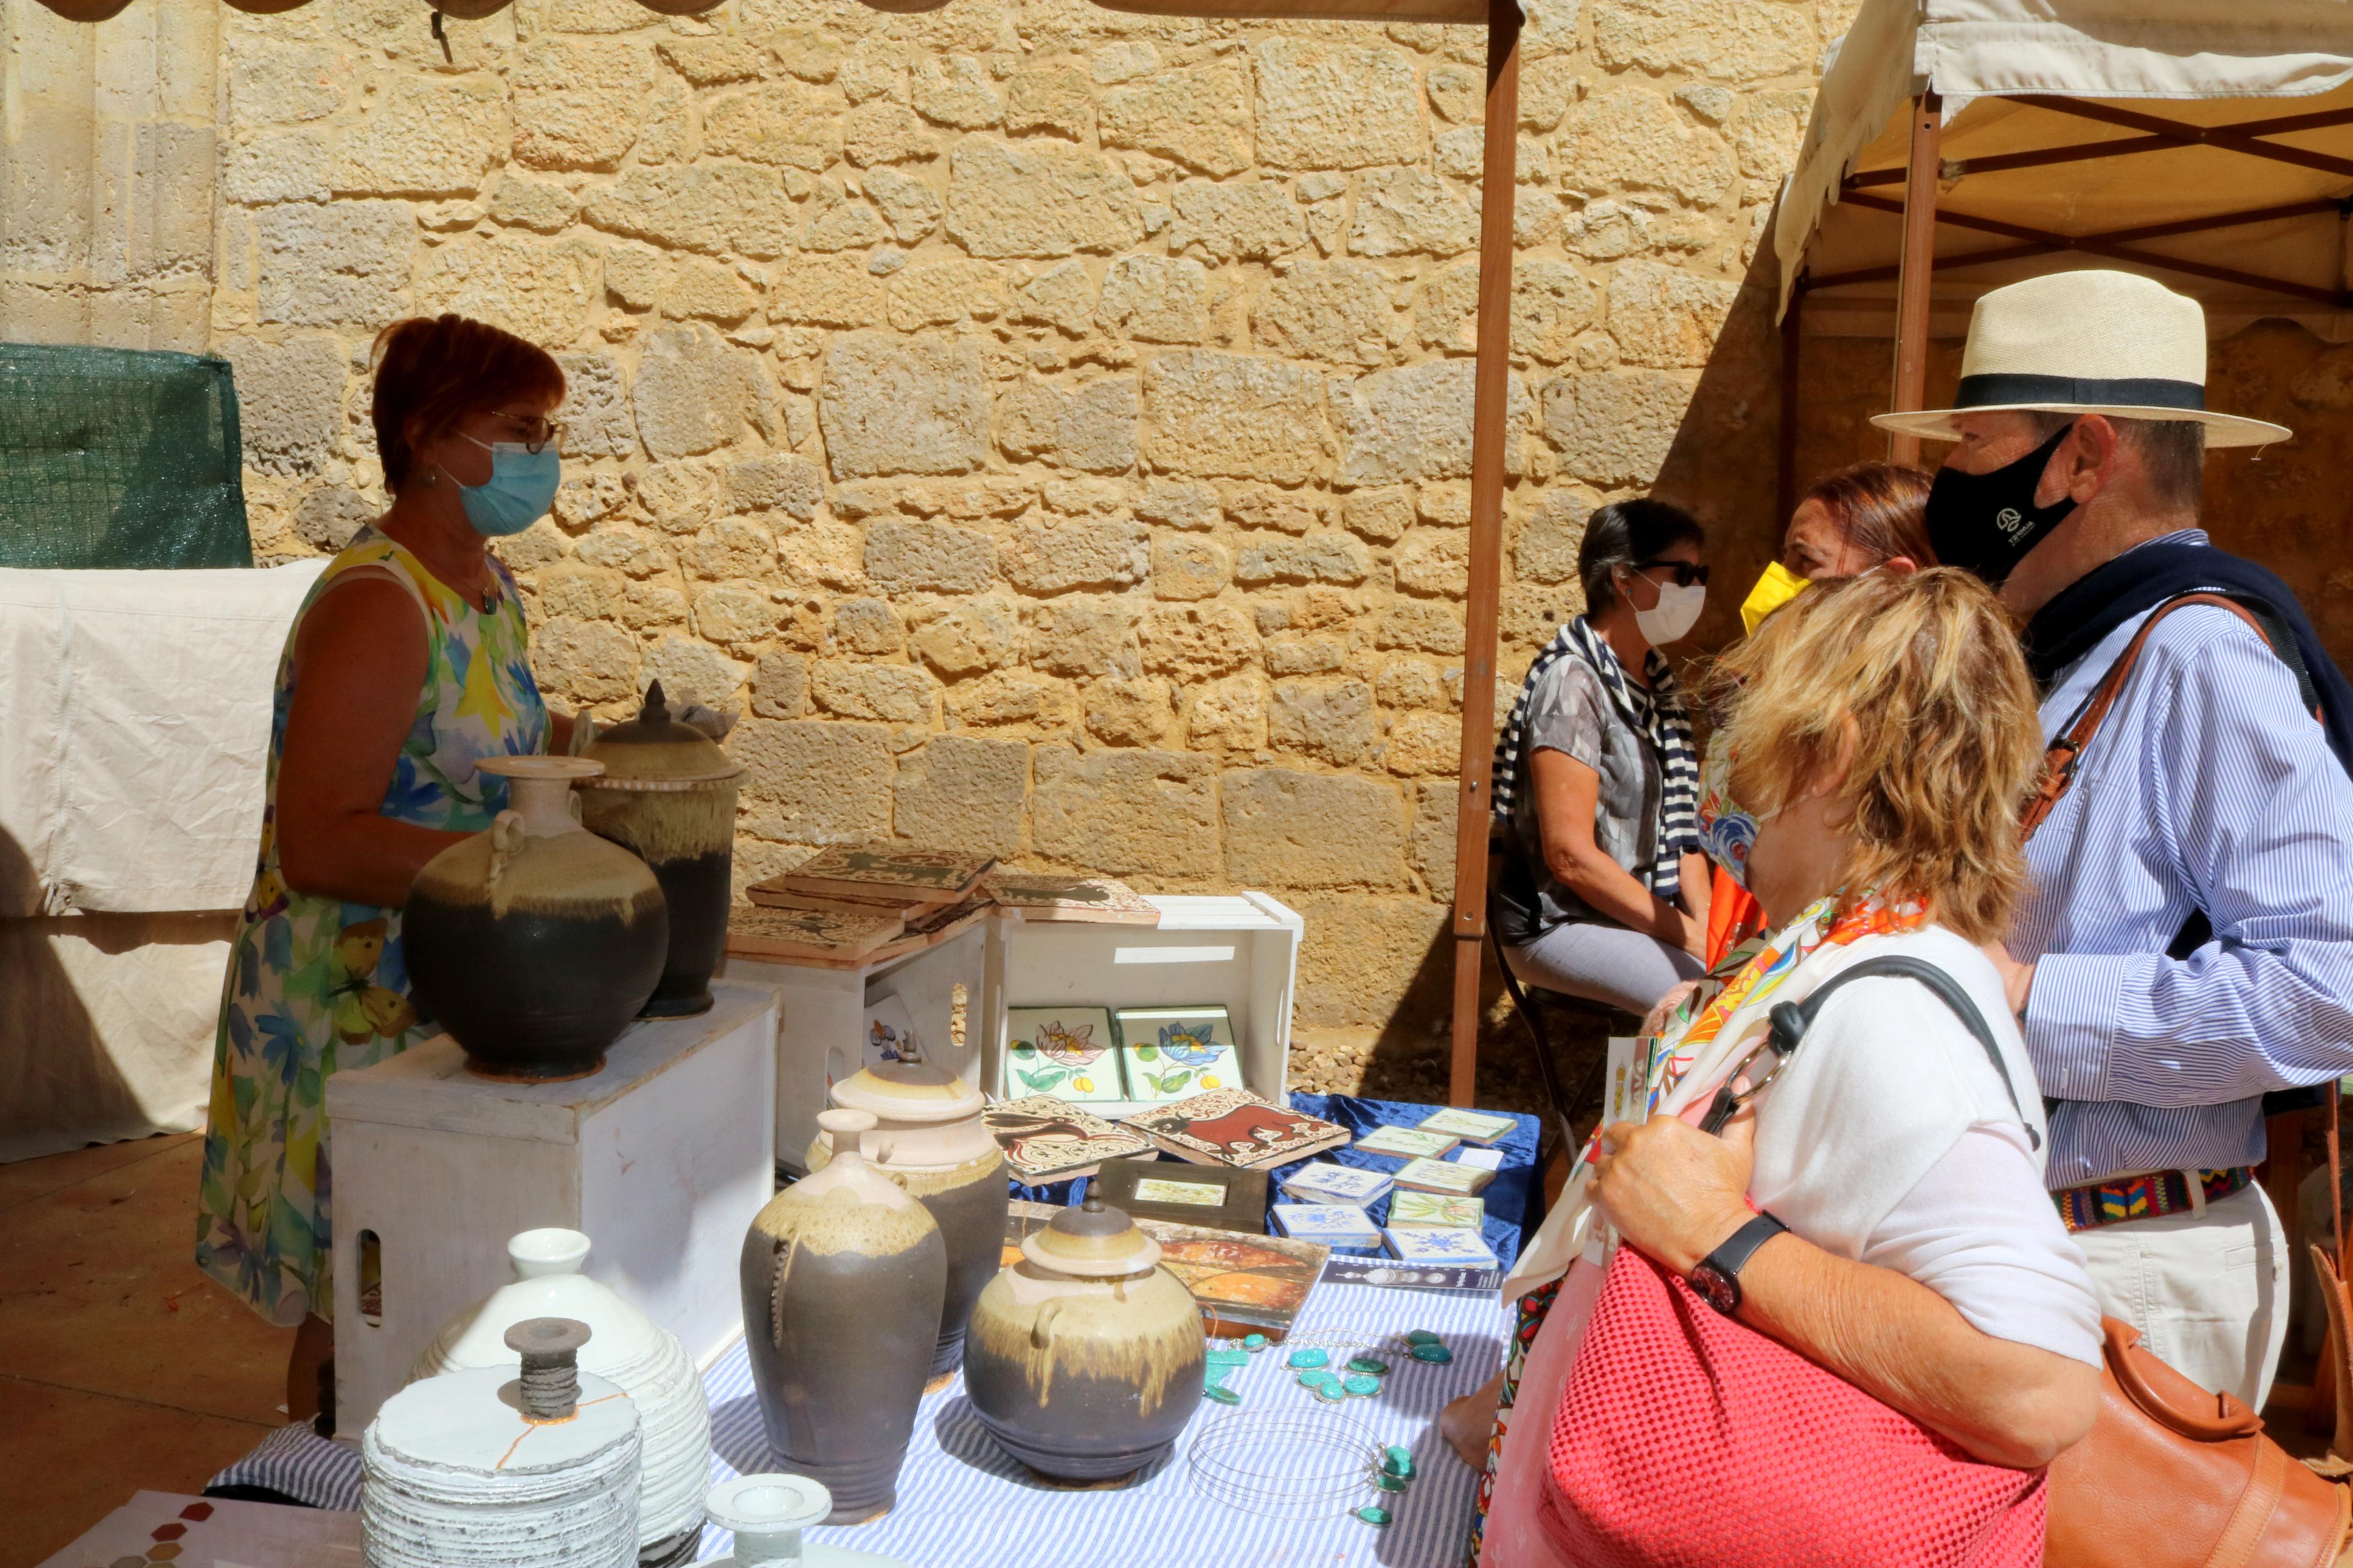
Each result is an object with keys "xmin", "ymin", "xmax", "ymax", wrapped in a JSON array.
[
  {"xmin": 1888, "ymin": 93, "xmax": 1944, "ymax": 466},
  {"xmin": 1843, "ymin": 104, "xmax": 2353, "ymax": 189}
]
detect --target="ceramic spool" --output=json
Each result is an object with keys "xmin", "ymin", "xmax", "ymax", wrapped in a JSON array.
[
  {"xmin": 364, "ymin": 1317, "xmax": 642, "ymax": 1568},
  {"xmin": 742, "ymin": 1108, "xmax": 946, "ymax": 1524},
  {"xmin": 964, "ymin": 1199, "xmax": 1207, "ymax": 1483},
  {"xmin": 411, "ymin": 1228, "xmax": 714, "ymax": 1568},
  {"xmin": 403, "ymin": 756, "xmax": 668, "ymax": 1082},
  {"xmin": 808, "ymin": 1060, "xmax": 1007, "ymax": 1377},
  {"xmin": 690, "ymin": 1475, "xmax": 910, "ymax": 1568}
]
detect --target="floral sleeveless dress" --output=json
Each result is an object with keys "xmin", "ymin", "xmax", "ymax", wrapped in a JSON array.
[{"xmin": 196, "ymin": 526, "xmax": 548, "ymax": 1326}]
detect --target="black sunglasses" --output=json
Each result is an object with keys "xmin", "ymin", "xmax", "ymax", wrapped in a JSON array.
[{"xmin": 1630, "ymin": 560, "xmax": 1710, "ymax": 588}]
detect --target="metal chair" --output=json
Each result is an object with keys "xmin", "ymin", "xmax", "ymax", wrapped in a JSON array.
[{"xmin": 1486, "ymin": 868, "xmax": 1641, "ymax": 1163}]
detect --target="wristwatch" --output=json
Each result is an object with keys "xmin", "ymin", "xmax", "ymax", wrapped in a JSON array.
[{"xmin": 1688, "ymin": 1213, "xmax": 1788, "ymax": 1316}]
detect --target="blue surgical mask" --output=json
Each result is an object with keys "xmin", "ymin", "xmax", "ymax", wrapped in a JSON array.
[{"xmin": 446, "ymin": 435, "xmax": 560, "ymax": 538}]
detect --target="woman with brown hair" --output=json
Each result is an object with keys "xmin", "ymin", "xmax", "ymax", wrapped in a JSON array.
[
  {"xmin": 195, "ymin": 315, "xmax": 578, "ymax": 1423},
  {"xmin": 1780, "ymin": 461, "xmax": 1933, "ymax": 582}
]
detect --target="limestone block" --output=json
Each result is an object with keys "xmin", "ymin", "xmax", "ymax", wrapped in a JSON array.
[
  {"xmin": 659, "ymin": 258, "xmax": 759, "ymax": 325},
  {"xmin": 1165, "ymin": 179, "xmax": 1305, "ymax": 263},
  {"xmin": 1137, "ymin": 478, "xmax": 1219, "ymax": 531},
  {"xmin": 1408, "ymin": 778, "xmax": 1458, "ymax": 899},
  {"xmin": 602, "ymin": 246, "xmax": 665, "ymax": 311},
  {"xmin": 485, "ymin": 177, "xmax": 581, "ymax": 234},
  {"xmin": 1377, "ymin": 656, "xmax": 1449, "ymax": 710},
  {"xmin": 1234, "ymin": 531, "xmax": 1370, "ymax": 587},
  {"xmin": 768, "ymin": 255, "xmax": 886, "ymax": 328},
  {"xmin": 1141, "ymin": 350, "xmax": 1328, "ymax": 484},
  {"xmin": 1092, "ymin": 42, "xmax": 1161, "ymax": 84},
  {"xmin": 634, "ymin": 323, "xmax": 761, "ymax": 459},
  {"xmin": 815, "ymin": 660, "xmax": 936, "ymax": 723},
  {"xmin": 1513, "ymin": 488, "xmax": 1595, "ymax": 584},
  {"xmin": 294, "ymin": 486, "xmax": 376, "ymax": 552},
  {"xmin": 1348, "ymin": 168, "xmax": 1477, "ymax": 258},
  {"xmin": 575, "ymin": 527, "xmax": 668, "ymax": 577},
  {"xmin": 1557, "ymin": 87, "xmax": 1734, "ymax": 208},
  {"xmin": 1414, "ymin": 259, "xmax": 1598, "ymax": 365},
  {"xmin": 1608, "ymin": 261, "xmax": 1741, "ymax": 369},
  {"xmin": 1731, "ymin": 88, "xmax": 1816, "ymax": 182},
  {"xmin": 510, "ymin": 39, "xmax": 647, "ymax": 173},
  {"xmin": 800, "ymin": 184, "xmax": 889, "ymax": 253},
  {"xmin": 1290, "ymin": 893, "xmax": 1446, "ymax": 1026},
  {"xmin": 1031, "ymin": 746, "xmax": 1221, "ymax": 877},
  {"xmin": 1099, "ymin": 56, "xmax": 1251, "ymax": 177},
  {"xmin": 946, "ymin": 141, "xmax": 1142, "ymax": 258},
  {"xmin": 1010, "ymin": 259, "xmax": 1098, "ymax": 336},
  {"xmin": 217, "ymin": 335, "xmax": 345, "ymax": 477},
  {"xmin": 1026, "ymin": 595, "xmax": 1138, "ymax": 677},
  {"xmin": 1265, "ymin": 633, "xmax": 1346, "ymax": 676},
  {"xmin": 734, "ymin": 718, "xmax": 894, "ymax": 844},
  {"xmin": 254, "ymin": 201, "xmax": 414, "ymax": 328},
  {"xmin": 1393, "ymin": 529, "xmax": 1468, "ymax": 597},
  {"xmin": 1342, "ymin": 489, "xmax": 1413, "ymax": 543},
  {"xmin": 1185, "ymin": 674, "xmax": 1268, "ymax": 752},
  {"xmin": 1268, "ymin": 677, "xmax": 1375, "ymax": 765},
  {"xmin": 1223, "ymin": 767, "xmax": 1407, "ymax": 888},
  {"xmin": 1516, "ymin": 190, "xmax": 1565, "ymax": 248},
  {"xmin": 1377, "ymin": 599, "xmax": 1464, "ymax": 655},
  {"xmin": 946, "ymin": 669, "xmax": 1078, "ymax": 732},
  {"xmin": 634, "ymin": 77, "xmax": 695, "ymax": 167},
  {"xmin": 1251, "ymin": 38, "xmax": 1422, "ymax": 170},
  {"xmin": 1140, "ymin": 600, "xmax": 1258, "ymax": 680},
  {"xmin": 1254, "ymin": 261, "xmax": 1393, "ymax": 369},
  {"xmin": 533, "ymin": 557, "xmax": 619, "ymax": 621},
  {"xmin": 779, "ymin": 520, "xmax": 867, "ymax": 593},
  {"xmin": 1542, "ymin": 369, "xmax": 1692, "ymax": 487},
  {"xmin": 1151, "ymin": 535, "xmax": 1229, "ymax": 601},
  {"xmin": 830, "ymin": 596, "xmax": 906, "ymax": 654},
  {"xmin": 888, "ymin": 260, "xmax": 1010, "ymax": 329},
  {"xmin": 703, "ymin": 81, "xmax": 843, "ymax": 172},
  {"xmin": 545, "ymin": 353, "xmax": 633, "ymax": 462},
  {"xmin": 1384, "ymin": 709, "xmax": 1461, "ymax": 776},
  {"xmin": 995, "ymin": 376, "xmax": 1140, "ymax": 474},
  {"xmin": 751, "ymin": 648, "xmax": 810, "ymax": 720},
  {"xmin": 657, "ymin": 37, "xmax": 765, "ymax": 85},
  {"xmin": 636, "ymin": 459, "xmax": 726, "ymax": 536},
  {"xmin": 535, "ymin": 0, "xmax": 656, "ymax": 34},
  {"xmin": 1426, "ymin": 62, "xmax": 1482, "ymax": 123},
  {"xmin": 227, "ymin": 42, "xmax": 350, "ymax": 131},
  {"xmin": 864, "ymin": 166, "xmax": 943, "ymax": 244},
  {"xmin": 910, "ymin": 597, "xmax": 1017, "ymax": 675},
  {"xmin": 833, "ymin": 51, "xmax": 903, "ymax": 105},
  {"xmin": 843, "ymin": 100, "xmax": 938, "ymax": 166},
  {"xmin": 331, "ymin": 70, "xmax": 506, "ymax": 197},
  {"xmin": 1330, "ymin": 361, "xmax": 1531, "ymax": 485},
  {"xmin": 911, "ymin": 55, "xmax": 1002, "ymax": 129},
  {"xmin": 819, "ymin": 333, "xmax": 990, "ymax": 478},
  {"xmin": 415, "ymin": 234, "xmax": 602, "ymax": 349},
  {"xmin": 727, "ymin": 455, "xmax": 824, "ymax": 519},
  {"xmin": 1005, "ymin": 63, "xmax": 1092, "ymax": 140},
  {"xmin": 1520, "ymin": 55, "xmax": 1582, "ymax": 133},
  {"xmin": 224, "ymin": 130, "xmax": 332, "ymax": 205},
  {"xmin": 694, "ymin": 585, "xmax": 780, "ymax": 650},
  {"xmin": 1594, "ymin": 0, "xmax": 1815, "ymax": 81},
  {"xmin": 585, "ymin": 164, "xmax": 794, "ymax": 259},
  {"xmin": 644, "ymin": 635, "xmax": 748, "ymax": 708},
  {"xmin": 1413, "ymin": 482, "xmax": 1469, "ymax": 527},
  {"xmin": 1002, "ymin": 514, "xmax": 1150, "ymax": 595},
  {"xmin": 1097, "ymin": 255, "xmax": 1212, "ymax": 344},
  {"xmin": 680, "ymin": 516, "xmax": 776, "ymax": 579},
  {"xmin": 895, "ymin": 734, "xmax": 1028, "ymax": 858},
  {"xmin": 863, "ymin": 517, "xmax": 997, "ymax": 592},
  {"xmin": 1084, "ymin": 675, "xmax": 1176, "ymax": 747},
  {"xmin": 622, "ymin": 580, "xmax": 690, "ymax": 631},
  {"xmin": 534, "ymin": 616, "xmax": 643, "ymax": 706}
]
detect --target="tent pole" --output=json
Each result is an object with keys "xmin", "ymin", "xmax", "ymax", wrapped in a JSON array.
[
  {"xmin": 1446, "ymin": 0, "xmax": 1522, "ymax": 1111},
  {"xmin": 1776, "ymin": 278, "xmax": 1805, "ymax": 528},
  {"xmin": 1889, "ymin": 91, "xmax": 1941, "ymax": 468}
]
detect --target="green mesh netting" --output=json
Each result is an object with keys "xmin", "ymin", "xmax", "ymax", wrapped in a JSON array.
[{"xmin": 0, "ymin": 342, "xmax": 252, "ymax": 570}]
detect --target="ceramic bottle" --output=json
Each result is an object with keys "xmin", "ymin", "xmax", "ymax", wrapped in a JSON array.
[
  {"xmin": 577, "ymin": 683, "xmax": 744, "ymax": 1020},
  {"xmin": 807, "ymin": 1059, "xmax": 1007, "ymax": 1378},
  {"xmin": 403, "ymin": 755, "xmax": 668, "ymax": 1081},
  {"xmin": 963, "ymin": 1199, "xmax": 1207, "ymax": 1482},
  {"xmin": 364, "ymin": 1317, "xmax": 641, "ymax": 1568},
  {"xmin": 410, "ymin": 1228, "xmax": 714, "ymax": 1568},
  {"xmin": 741, "ymin": 1108, "xmax": 946, "ymax": 1525},
  {"xmin": 690, "ymin": 1475, "xmax": 910, "ymax": 1568}
]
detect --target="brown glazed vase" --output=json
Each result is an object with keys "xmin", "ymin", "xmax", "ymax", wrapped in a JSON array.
[
  {"xmin": 403, "ymin": 757, "xmax": 668, "ymax": 1082},
  {"xmin": 741, "ymin": 1108, "xmax": 946, "ymax": 1525},
  {"xmin": 807, "ymin": 1060, "xmax": 1009, "ymax": 1380},
  {"xmin": 963, "ymin": 1199, "xmax": 1206, "ymax": 1483},
  {"xmin": 577, "ymin": 683, "xmax": 743, "ymax": 1021}
]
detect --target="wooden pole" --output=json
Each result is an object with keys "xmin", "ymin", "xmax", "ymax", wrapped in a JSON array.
[
  {"xmin": 1888, "ymin": 91, "xmax": 1942, "ymax": 468},
  {"xmin": 1445, "ymin": 0, "xmax": 1521, "ymax": 1111},
  {"xmin": 1775, "ymin": 279, "xmax": 1804, "ymax": 530}
]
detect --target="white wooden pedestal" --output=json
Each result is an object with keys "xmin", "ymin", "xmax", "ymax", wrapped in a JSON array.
[{"xmin": 325, "ymin": 982, "xmax": 776, "ymax": 1440}]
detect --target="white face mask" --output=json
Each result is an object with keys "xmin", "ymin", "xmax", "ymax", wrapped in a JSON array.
[{"xmin": 1633, "ymin": 578, "xmax": 1706, "ymax": 646}]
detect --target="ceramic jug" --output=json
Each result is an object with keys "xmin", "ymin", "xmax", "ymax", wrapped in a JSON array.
[
  {"xmin": 963, "ymin": 1199, "xmax": 1206, "ymax": 1482},
  {"xmin": 690, "ymin": 1475, "xmax": 909, "ymax": 1568},
  {"xmin": 577, "ymin": 683, "xmax": 743, "ymax": 1020},
  {"xmin": 741, "ymin": 1108, "xmax": 946, "ymax": 1524},
  {"xmin": 403, "ymin": 755, "xmax": 667, "ymax": 1080},
  {"xmin": 807, "ymin": 1058, "xmax": 1007, "ymax": 1378},
  {"xmin": 410, "ymin": 1228, "xmax": 713, "ymax": 1568}
]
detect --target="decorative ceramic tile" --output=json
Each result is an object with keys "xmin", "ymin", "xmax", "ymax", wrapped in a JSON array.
[
  {"xmin": 1277, "ymin": 1161, "xmax": 1393, "ymax": 1207},
  {"xmin": 1383, "ymin": 1225, "xmax": 1500, "ymax": 1267},
  {"xmin": 1387, "ymin": 1190, "xmax": 1485, "ymax": 1230},
  {"xmin": 1005, "ymin": 1006, "xmax": 1124, "ymax": 1104},
  {"xmin": 863, "ymin": 992, "xmax": 920, "ymax": 1070},
  {"xmin": 1414, "ymin": 1107, "xmax": 1519, "ymax": 1145},
  {"xmin": 1353, "ymin": 1125, "xmax": 1461, "ymax": 1161},
  {"xmin": 1270, "ymin": 1203, "xmax": 1385, "ymax": 1253},
  {"xmin": 1113, "ymin": 1004, "xmax": 1244, "ymax": 1105},
  {"xmin": 981, "ymin": 872, "xmax": 1161, "ymax": 925},
  {"xmin": 1391, "ymin": 1156, "xmax": 1493, "ymax": 1196},
  {"xmin": 763, "ymin": 844, "xmax": 994, "ymax": 902},
  {"xmin": 982, "ymin": 1096, "xmax": 1153, "ymax": 1182},
  {"xmin": 1120, "ymin": 1087, "xmax": 1351, "ymax": 1170},
  {"xmin": 725, "ymin": 903, "xmax": 902, "ymax": 960}
]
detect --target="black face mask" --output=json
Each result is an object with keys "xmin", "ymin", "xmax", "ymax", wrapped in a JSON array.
[{"xmin": 1925, "ymin": 420, "xmax": 2078, "ymax": 588}]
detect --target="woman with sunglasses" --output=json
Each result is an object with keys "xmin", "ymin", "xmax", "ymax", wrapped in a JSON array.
[
  {"xmin": 1490, "ymin": 499, "xmax": 1715, "ymax": 1016},
  {"xmin": 196, "ymin": 315, "xmax": 584, "ymax": 1428}
]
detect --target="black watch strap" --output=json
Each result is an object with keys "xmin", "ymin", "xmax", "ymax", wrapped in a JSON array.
[{"xmin": 1688, "ymin": 1212, "xmax": 1788, "ymax": 1316}]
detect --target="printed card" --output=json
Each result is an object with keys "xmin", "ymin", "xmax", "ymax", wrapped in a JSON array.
[
  {"xmin": 1392, "ymin": 1156, "xmax": 1493, "ymax": 1196},
  {"xmin": 1354, "ymin": 1125, "xmax": 1461, "ymax": 1161},
  {"xmin": 1415, "ymin": 1107, "xmax": 1519, "ymax": 1145}
]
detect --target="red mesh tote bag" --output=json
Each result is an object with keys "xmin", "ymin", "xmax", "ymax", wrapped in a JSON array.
[{"xmin": 1539, "ymin": 1245, "xmax": 2046, "ymax": 1568}]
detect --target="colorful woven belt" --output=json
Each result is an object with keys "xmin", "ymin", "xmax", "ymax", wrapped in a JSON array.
[{"xmin": 2054, "ymin": 1167, "xmax": 2252, "ymax": 1233}]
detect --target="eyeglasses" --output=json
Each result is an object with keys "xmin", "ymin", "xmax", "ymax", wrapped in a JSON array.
[
  {"xmin": 1631, "ymin": 560, "xmax": 1710, "ymax": 588},
  {"xmin": 489, "ymin": 411, "xmax": 566, "ymax": 454}
]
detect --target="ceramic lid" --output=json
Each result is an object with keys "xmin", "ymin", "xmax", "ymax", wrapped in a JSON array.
[
  {"xmin": 581, "ymin": 682, "xmax": 743, "ymax": 788},
  {"xmin": 829, "ymin": 1058, "xmax": 984, "ymax": 1125},
  {"xmin": 1021, "ymin": 1198, "xmax": 1162, "ymax": 1278}
]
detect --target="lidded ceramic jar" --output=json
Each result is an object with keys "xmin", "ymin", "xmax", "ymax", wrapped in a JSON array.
[
  {"xmin": 364, "ymin": 1317, "xmax": 641, "ymax": 1568},
  {"xmin": 963, "ymin": 1199, "xmax": 1207, "ymax": 1483},
  {"xmin": 578, "ymin": 683, "xmax": 744, "ymax": 1021},
  {"xmin": 808, "ymin": 1059, "xmax": 1007, "ymax": 1378},
  {"xmin": 410, "ymin": 1229, "xmax": 713, "ymax": 1568},
  {"xmin": 404, "ymin": 756, "xmax": 668, "ymax": 1081},
  {"xmin": 690, "ymin": 1475, "xmax": 910, "ymax": 1568},
  {"xmin": 741, "ymin": 1108, "xmax": 946, "ymax": 1525}
]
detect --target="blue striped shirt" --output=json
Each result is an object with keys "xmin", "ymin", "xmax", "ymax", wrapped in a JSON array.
[{"xmin": 2015, "ymin": 530, "xmax": 2353, "ymax": 1189}]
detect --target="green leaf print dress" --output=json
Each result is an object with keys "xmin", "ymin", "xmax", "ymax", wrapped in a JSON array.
[{"xmin": 196, "ymin": 527, "xmax": 549, "ymax": 1327}]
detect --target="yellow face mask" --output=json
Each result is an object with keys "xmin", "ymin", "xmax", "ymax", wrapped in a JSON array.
[{"xmin": 1739, "ymin": 560, "xmax": 1811, "ymax": 635}]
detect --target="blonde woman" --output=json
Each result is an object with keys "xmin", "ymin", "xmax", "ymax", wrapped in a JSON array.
[{"xmin": 1471, "ymin": 570, "xmax": 2103, "ymax": 1566}]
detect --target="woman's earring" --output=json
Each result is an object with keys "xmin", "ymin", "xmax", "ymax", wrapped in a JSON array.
[{"xmin": 421, "ymin": 469, "xmax": 436, "ymax": 486}]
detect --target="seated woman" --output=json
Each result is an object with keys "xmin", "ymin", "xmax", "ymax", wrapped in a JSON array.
[
  {"xmin": 1472, "ymin": 570, "xmax": 2102, "ymax": 1566},
  {"xmin": 1491, "ymin": 500, "xmax": 1711, "ymax": 1016}
]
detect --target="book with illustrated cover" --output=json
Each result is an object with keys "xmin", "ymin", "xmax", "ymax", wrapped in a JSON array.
[
  {"xmin": 982, "ymin": 871, "xmax": 1162, "ymax": 925},
  {"xmin": 763, "ymin": 844, "xmax": 995, "ymax": 904},
  {"xmin": 983, "ymin": 1096, "xmax": 1153, "ymax": 1182},
  {"xmin": 725, "ymin": 903, "xmax": 903, "ymax": 962},
  {"xmin": 1119, "ymin": 1087, "xmax": 1350, "ymax": 1170},
  {"xmin": 1113, "ymin": 1004, "xmax": 1245, "ymax": 1105},
  {"xmin": 1355, "ymin": 1125, "xmax": 1461, "ymax": 1161},
  {"xmin": 1092, "ymin": 1158, "xmax": 1268, "ymax": 1233},
  {"xmin": 1415, "ymin": 1107, "xmax": 1520, "ymax": 1146},
  {"xmin": 1004, "ymin": 1006, "xmax": 1126, "ymax": 1104},
  {"xmin": 1393, "ymin": 1155, "xmax": 1495, "ymax": 1196},
  {"xmin": 1387, "ymin": 1190, "xmax": 1485, "ymax": 1230}
]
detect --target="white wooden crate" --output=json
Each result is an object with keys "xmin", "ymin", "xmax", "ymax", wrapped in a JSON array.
[{"xmin": 325, "ymin": 982, "xmax": 776, "ymax": 1439}]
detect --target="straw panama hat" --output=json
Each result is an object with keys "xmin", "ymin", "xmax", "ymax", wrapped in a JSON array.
[{"xmin": 1869, "ymin": 270, "xmax": 2291, "ymax": 448}]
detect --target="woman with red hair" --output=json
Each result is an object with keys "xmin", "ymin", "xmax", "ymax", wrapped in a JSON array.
[{"xmin": 196, "ymin": 316, "xmax": 577, "ymax": 1424}]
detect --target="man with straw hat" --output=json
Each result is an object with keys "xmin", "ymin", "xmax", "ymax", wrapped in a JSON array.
[{"xmin": 1874, "ymin": 269, "xmax": 2353, "ymax": 1409}]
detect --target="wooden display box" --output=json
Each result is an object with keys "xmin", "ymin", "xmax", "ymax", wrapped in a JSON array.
[{"xmin": 325, "ymin": 982, "xmax": 776, "ymax": 1441}]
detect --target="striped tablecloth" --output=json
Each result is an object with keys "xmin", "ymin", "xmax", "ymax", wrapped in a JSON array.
[{"xmin": 212, "ymin": 1281, "xmax": 1509, "ymax": 1567}]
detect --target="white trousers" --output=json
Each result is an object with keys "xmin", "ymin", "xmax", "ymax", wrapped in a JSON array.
[{"xmin": 2072, "ymin": 1182, "xmax": 2290, "ymax": 1410}]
